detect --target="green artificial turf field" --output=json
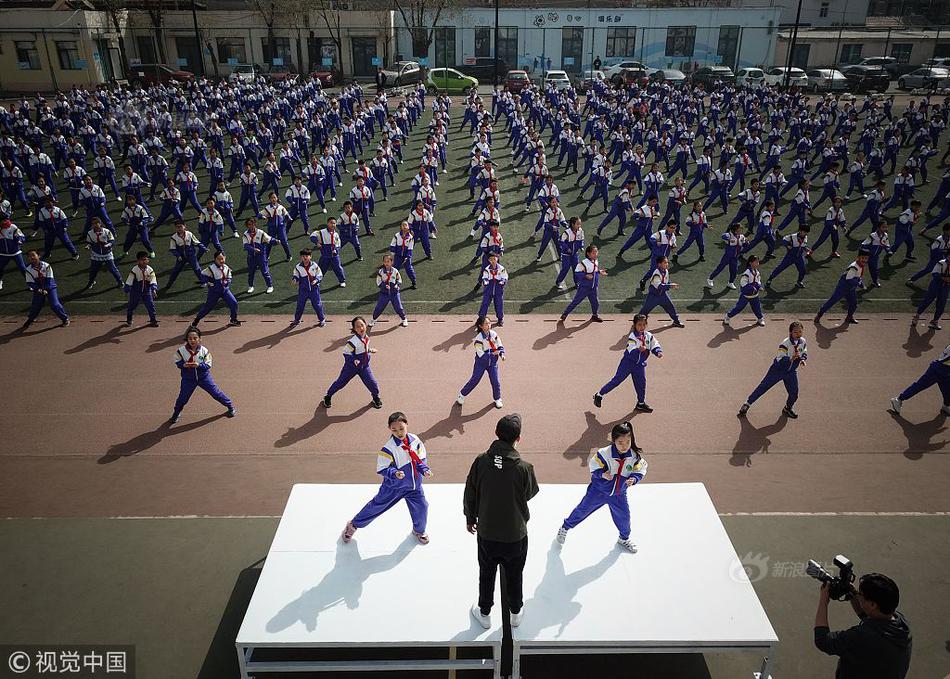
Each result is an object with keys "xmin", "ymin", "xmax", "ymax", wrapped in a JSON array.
[{"xmin": 0, "ymin": 94, "xmax": 943, "ymax": 319}]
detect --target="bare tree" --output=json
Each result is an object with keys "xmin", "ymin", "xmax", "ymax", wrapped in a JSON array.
[
  {"xmin": 312, "ymin": 0, "xmax": 344, "ymax": 73},
  {"xmin": 250, "ymin": 0, "xmax": 282, "ymax": 65},
  {"xmin": 391, "ymin": 0, "xmax": 450, "ymax": 58},
  {"xmin": 141, "ymin": 0, "xmax": 169, "ymax": 63},
  {"xmin": 96, "ymin": 0, "xmax": 132, "ymax": 75}
]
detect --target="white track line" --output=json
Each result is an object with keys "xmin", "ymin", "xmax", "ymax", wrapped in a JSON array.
[
  {"xmin": 5, "ymin": 512, "xmax": 949, "ymax": 520},
  {"xmin": 0, "ymin": 298, "xmax": 921, "ymax": 305}
]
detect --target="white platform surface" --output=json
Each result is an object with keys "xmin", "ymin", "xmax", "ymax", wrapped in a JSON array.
[{"xmin": 237, "ymin": 482, "xmax": 776, "ymax": 652}]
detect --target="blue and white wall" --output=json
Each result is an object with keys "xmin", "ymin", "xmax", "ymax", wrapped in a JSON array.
[{"xmin": 396, "ymin": 7, "xmax": 781, "ymax": 73}]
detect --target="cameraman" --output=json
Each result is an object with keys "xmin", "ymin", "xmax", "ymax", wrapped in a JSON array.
[{"xmin": 814, "ymin": 573, "xmax": 912, "ymax": 679}]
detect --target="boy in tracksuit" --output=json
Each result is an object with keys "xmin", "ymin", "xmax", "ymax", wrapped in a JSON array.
[
  {"xmin": 479, "ymin": 252, "xmax": 508, "ymax": 326},
  {"xmin": 371, "ymin": 253, "xmax": 408, "ymax": 327},
  {"xmin": 593, "ymin": 314, "xmax": 663, "ymax": 413},
  {"xmin": 556, "ymin": 420, "xmax": 646, "ymax": 553},
  {"xmin": 84, "ymin": 218, "xmax": 123, "ymax": 290},
  {"xmin": 342, "ymin": 412, "xmax": 432, "ymax": 545},
  {"xmin": 243, "ymin": 217, "xmax": 274, "ymax": 294},
  {"xmin": 124, "ymin": 251, "xmax": 159, "ymax": 327},
  {"xmin": 290, "ymin": 248, "xmax": 325, "ymax": 328},
  {"xmin": 890, "ymin": 344, "xmax": 950, "ymax": 417},
  {"xmin": 724, "ymin": 255, "xmax": 766, "ymax": 327},
  {"xmin": 766, "ymin": 226, "xmax": 811, "ymax": 289},
  {"xmin": 639, "ymin": 255, "xmax": 684, "ymax": 327},
  {"xmin": 815, "ymin": 250, "xmax": 870, "ymax": 326},
  {"xmin": 887, "ymin": 200, "xmax": 921, "ymax": 262},
  {"xmin": 0, "ymin": 218, "xmax": 27, "ymax": 289},
  {"xmin": 911, "ymin": 257, "xmax": 949, "ymax": 331},
  {"xmin": 738, "ymin": 321, "xmax": 808, "ymax": 419},
  {"xmin": 166, "ymin": 221, "xmax": 206, "ymax": 290},
  {"xmin": 337, "ymin": 201, "xmax": 362, "ymax": 261}
]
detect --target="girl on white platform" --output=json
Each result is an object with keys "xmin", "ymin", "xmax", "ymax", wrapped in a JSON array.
[
  {"xmin": 342, "ymin": 411, "xmax": 432, "ymax": 545},
  {"xmin": 556, "ymin": 421, "xmax": 647, "ymax": 553}
]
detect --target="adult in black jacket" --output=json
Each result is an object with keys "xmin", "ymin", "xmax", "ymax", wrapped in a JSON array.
[
  {"xmin": 814, "ymin": 572, "xmax": 912, "ymax": 679},
  {"xmin": 464, "ymin": 413, "xmax": 539, "ymax": 629}
]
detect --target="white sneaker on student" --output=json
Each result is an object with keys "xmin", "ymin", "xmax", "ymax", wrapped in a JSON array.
[
  {"xmin": 401, "ymin": 318, "xmax": 409, "ymax": 327},
  {"xmin": 471, "ymin": 603, "xmax": 491, "ymax": 630},
  {"xmin": 494, "ymin": 399, "xmax": 503, "ymax": 409},
  {"xmin": 556, "ymin": 526, "xmax": 568, "ymax": 544},
  {"xmin": 265, "ymin": 286, "xmax": 274, "ymax": 294},
  {"xmin": 367, "ymin": 319, "xmax": 376, "ymax": 327},
  {"xmin": 756, "ymin": 318, "xmax": 766, "ymax": 326},
  {"xmin": 727, "ymin": 282, "xmax": 737, "ymax": 290},
  {"xmin": 246, "ymin": 286, "xmax": 254, "ymax": 294},
  {"xmin": 722, "ymin": 315, "xmax": 731, "ymax": 326},
  {"xmin": 510, "ymin": 608, "xmax": 524, "ymax": 627},
  {"xmin": 617, "ymin": 537, "xmax": 638, "ymax": 553},
  {"xmin": 890, "ymin": 397, "xmax": 903, "ymax": 414},
  {"xmin": 456, "ymin": 393, "xmax": 465, "ymax": 405},
  {"xmin": 706, "ymin": 278, "xmax": 714, "ymax": 288}
]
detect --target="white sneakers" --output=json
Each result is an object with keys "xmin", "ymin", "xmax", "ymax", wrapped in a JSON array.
[
  {"xmin": 470, "ymin": 603, "xmax": 491, "ymax": 630},
  {"xmin": 756, "ymin": 318, "xmax": 766, "ymax": 326},
  {"xmin": 556, "ymin": 526, "xmax": 568, "ymax": 544},
  {"xmin": 510, "ymin": 609, "xmax": 524, "ymax": 627},
  {"xmin": 367, "ymin": 319, "xmax": 376, "ymax": 327},
  {"xmin": 494, "ymin": 399, "xmax": 503, "ymax": 409},
  {"xmin": 401, "ymin": 318, "xmax": 409, "ymax": 327},
  {"xmin": 706, "ymin": 278, "xmax": 714, "ymax": 288},
  {"xmin": 890, "ymin": 397, "xmax": 902, "ymax": 414},
  {"xmin": 265, "ymin": 286, "xmax": 274, "ymax": 294},
  {"xmin": 456, "ymin": 393, "xmax": 465, "ymax": 405},
  {"xmin": 246, "ymin": 286, "xmax": 254, "ymax": 293},
  {"xmin": 727, "ymin": 282, "xmax": 737, "ymax": 290},
  {"xmin": 340, "ymin": 282, "xmax": 346, "ymax": 288},
  {"xmin": 722, "ymin": 315, "xmax": 731, "ymax": 326},
  {"xmin": 617, "ymin": 537, "xmax": 638, "ymax": 553}
]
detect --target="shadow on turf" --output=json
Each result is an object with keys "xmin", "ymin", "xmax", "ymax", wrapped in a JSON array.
[
  {"xmin": 729, "ymin": 414, "xmax": 790, "ymax": 467},
  {"xmin": 902, "ymin": 323, "xmax": 937, "ymax": 358},
  {"xmin": 196, "ymin": 557, "xmax": 264, "ymax": 679},
  {"xmin": 99, "ymin": 414, "xmax": 227, "ymax": 463},
  {"xmin": 274, "ymin": 403, "xmax": 375, "ymax": 448},
  {"xmin": 233, "ymin": 322, "xmax": 318, "ymax": 353},
  {"xmin": 811, "ymin": 318, "xmax": 852, "ymax": 349},
  {"xmin": 888, "ymin": 411, "xmax": 948, "ymax": 461},
  {"xmin": 533, "ymin": 319, "xmax": 593, "ymax": 350},
  {"xmin": 707, "ymin": 322, "xmax": 757, "ymax": 348},
  {"xmin": 416, "ymin": 402, "xmax": 497, "ymax": 442}
]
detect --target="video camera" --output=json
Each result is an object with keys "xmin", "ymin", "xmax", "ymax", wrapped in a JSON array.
[{"xmin": 806, "ymin": 555, "xmax": 856, "ymax": 601}]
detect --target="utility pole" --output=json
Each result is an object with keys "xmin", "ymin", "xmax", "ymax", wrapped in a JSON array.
[
  {"xmin": 191, "ymin": 0, "xmax": 205, "ymax": 78},
  {"xmin": 783, "ymin": 0, "xmax": 804, "ymax": 88},
  {"xmin": 493, "ymin": 0, "xmax": 500, "ymax": 87}
]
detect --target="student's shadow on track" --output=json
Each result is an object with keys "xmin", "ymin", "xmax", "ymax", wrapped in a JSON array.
[
  {"xmin": 0, "ymin": 322, "xmax": 59, "ymax": 346},
  {"xmin": 888, "ymin": 411, "xmax": 948, "ymax": 461},
  {"xmin": 98, "ymin": 415, "xmax": 225, "ymax": 463},
  {"xmin": 266, "ymin": 536, "xmax": 417, "ymax": 634},
  {"xmin": 533, "ymin": 319, "xmax": 592, "ymax": 350},
  {"xmin": 432, "ymin": 325, "xmax": 472, "ymax": 353},
  {"xmin": 812, "ymin": 318, "xmax": 850, "ymax": 349},
  {"xmin": 63, "ymin": 324, "xmax": 150, "ymax": 354},
  {"xmin": 515, "ymin": 543, "xmax": 621, "ymax": 641},
  {"xmin": 685, "ymin": 286, "xmax": 730, "ymax": 312},
  {"xmin": 275, "ymin": 403, "xmax": 375, "ymax": 448},
  {"xmin": 902, "ymin": 324, "xmax": 935, "ymax": 358},
  {"xmin": 729, "ymin": 414, "xmax": 789, "ymax": 467},
  {"xmin": 417, "ymin": 402, "xmax": 497, "ymax": 442},
  {"xmin": 233, "ymin": 324, "xmax": 316, "ymax": 353},
  {"xmin": 707, "ymin": 322, "xmax": 757, "ymax": 348},
  {"xmin": 145, "ymin": 323, "xmax": 230, "ymax": 353},
  {"xmin": 563, "ymin": 411, "xmax": 609, "ymax": 466},
  {"xmin": 519, "ymin": 287, "xmax": 568, "ymax": 315}
]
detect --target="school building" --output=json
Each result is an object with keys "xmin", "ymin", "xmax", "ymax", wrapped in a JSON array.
[
  {"xmin": 394, "ymin": 7, "xmax": 783, "ymax": 76},
  {"xmin": 775, "ymin": 27, "xmax": 950, "ymax": 70}
]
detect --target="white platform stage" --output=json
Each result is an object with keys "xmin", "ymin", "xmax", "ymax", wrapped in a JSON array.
[{"xmin": 236, "ymin": 483, "xmax": 777, "ymax": 678}]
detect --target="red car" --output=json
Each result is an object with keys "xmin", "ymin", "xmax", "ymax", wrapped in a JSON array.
[
  {"xmin": 129, "ymin": 64, "xmax": 195, "ymax": 86},
  {"xmin": 310, "ymin": 69, "xmax": 338, "ymax": 88},
  {"xmin": 505, "ymin": 69, "xmax": 530, "ymax": 93}
]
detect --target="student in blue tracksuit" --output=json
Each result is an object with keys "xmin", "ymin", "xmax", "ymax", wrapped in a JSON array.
[
  {"xmin": 38, "ymin": 196, "xmax": 79, "ymax": 261},
  {"xmin": 593, "ymin": 314, "xmax": 663, "ymax": 412},
  {"xmin": 909, "ymin": 223, "xmax": 950, "ymax": 283},
  {"xmin": 124, "ymin": 251, "xmax": 159, "ymax": 327},
  {"xmin": 814, "ymin": 251, "xmax": 870, "ymax": 325},
  {"xmin": 556, "ymin": 217, "xmax": 584, "ymax": 290},
  {"xmin": 596, "ymin": 180, "xmax": 634, "ymax": 237},
  {"xmin": 617, "ymin": 198, "xmax": 659, "ymax": 257},
  {"xmin": 811, "ymin": 197, "xmax": 846, "ymax": 259},
  {"xmin": 556, "ymin": 420, "xmax": 646, "ymax": 553},
  {"xmin": 887, "ymin": 201, "xmax": 921, "ymax": 262},
  {"xmin": 0, "ymin": 217, "xmax": 27, "ymax": 288},
  {"xmin": 706, "ymin": 222, "xmax": 747, "ymax": 290},
  {"xmin": 847, "ymin": 181, "xmax": 886, "ymax": 236},
  {"xmin": 389, "ymin": 221, "xmax": 416, "ymax": 290},
  {"xmin": 456, "ymin": 315, "xmax": 506, "ymax": 409},
  {"xmin": 370, "ymin": 253, "xmax": 408, "ymax": 328},
  {"xmin": 479, "ymin": 252, "xmax": 508, "ymax": 325},
  {"xmin": 860, "ymin": 220, "xmax": 890, "ymax": 287},
  {"xmin": 243, "ymin": 217, "xmax": 274, "ymax": 294},
  {"xmin": 738, "ymin": 321, "xmax": 808, "ymax": 419},
  {"xmin": 22, "ymin": 250, "xmax": 69, "ymax": 328},
  {"xmin": 321, "ymin": 316, "xmax": 383, "ymax": 409},
  {"xmin": 639, "ymin": 255, "xmax": 684, "ymax": 327},
  {"xmin": 723, "ymin": 255, "xmax": 766, "ymax": 327},
  {"xmin": 119, "ymin": 194, "xmax": 154, "ymax": 259},
  {"xmin": 290, "ymin": 248, "xmax": 326, "ymax": 327},
  {"xmin": 911, "ymin": 257, "xmax": 949, "ymax": 331},
  {"xmin": 776, "ymin": 180, "xmax": 811, "ymax": 233},
  {"xmin": 165, "ymin": 221, "xmax": 206, "ymax": 290},
  {"xmin": 337, "ymin": 201, "xmax": 363, "ymax": 261},
  {"xmin": 192, "ymin": 251, "xmax": 241, "ymax": 327},
  {"xmin": 766, "ymin": 226, "xmax": 811, "ymax": 289},
  {"xmin": 890, "ymin": 344, "xmax": 950, "ymax": 417},
  {"xmin": 638, "ymin": 220, "xmax": 678, "ymax": 292},
  {"xmin": 341, "ymin": 411, "xmax": 432, "ymax": 545},
  {"xmin": 169, "ymin": 326, "xmax": 235, "ymax": 424},
  {"xmin": 560, "ymin": 244, "xmax": 606, "ymax": 323}
]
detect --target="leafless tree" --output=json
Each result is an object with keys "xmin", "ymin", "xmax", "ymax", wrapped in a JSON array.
[{"xmin": 391, "ymin": 0, "xmax": 450, "ymax": 58}]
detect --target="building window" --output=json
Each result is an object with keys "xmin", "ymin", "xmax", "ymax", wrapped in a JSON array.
[
  {"xmin": 819, "ymin": 2, "xmax": 830, "ymax": 17},
  {"xmin": 839, "ymin": 43, "xmax": 863, "ymax": 64},
  {"xmin": 216, "ymin": 38, "xmax": 247, "ymax": 65},
  {"xmin": 606, "ymin": 27, "xmax": 636, "ymax": 58},
  {"xmin": 475, "ymin": 27, "xmax": 491, "ymax": 58},
  {"xmin": 666, "ymin": 26, "xmax": 696, "ymax": 58},
  {"xmin": 497, "ymin": 27, "xmax": 518, "ymax": 69},
  {"xmin": 890, "ymin": 43, "xmax": 913, "ymax": 64},
  {"xmin": 261, "ymin": 37, "xmax": 293, "ymax": 66},
  {"xmin": 15, "ymin": 41, "xmax": 40, "ymax": 70},
  {"xmin": 434, "ymin": 27, "xmax": 456, "ymax": 68},
  {"xmin": 56, "ymin": 41, "xmax": 82, "ymax": 70},
  {"xmin": 718, "ymin": 25, "xmax": 740, "ymax": 68}
]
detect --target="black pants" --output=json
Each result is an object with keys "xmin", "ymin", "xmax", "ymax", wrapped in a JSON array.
[{"xmin": 477, "ymin": 535, "xmax": 528, "ymax": 615}]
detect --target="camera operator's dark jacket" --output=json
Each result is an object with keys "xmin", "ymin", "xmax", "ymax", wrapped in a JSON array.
[
  {"xmin": 463, "ymin": 440, "xmax": 539, "ymax": 543},
  {"xmin": 815, "ymin": 611, "xmax": 912, "ymax": 679}
]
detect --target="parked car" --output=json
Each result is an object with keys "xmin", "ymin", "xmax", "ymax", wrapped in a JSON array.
[
  {"xmin": 602, "ymin": 59, "xmax": 648, "ymax": 79},
  {"xmin": 227, "ymin": 64, "xmax": 257, "ymax": 83},
  {"xmin": 650, "ymin": 69, "xmax": 687, "ymax": 85},
  {"xmin": 573, "ymin": 69, "xmax": 605, "ymax": 93},
  {"xmin": 843, "ymin": 65, "xmax": 891, "ymax": 93},
  {"xmin": 129, "ymin": 63, "xmax": 195, "ymax": 86},
  {"xmin": 260, "ymin": 63, "xmax": 298, "ymax": 82},
  {"xmin": 380, "ymin": 61, "xmax": 424, "ymax": 87},
  {"xmin": 764, "ymin": 67, "xmax": 808, "ymax": 87},
  {"xmin": 691, "ymin": 65, "xmax": 735, "ymax": 87},
  {"xmin": 898, "ymin": 67, "xmax": 950, "ymax": 90},
  {"xmin": 851, "ymin": 56, "xmax": 898, "ymax": 77},
  {"xmin": 456, "ymin": 57, "xmax": 509, "ymax": 85},
  {"xmin": 426, "ymin": 67, "xmax": 478, "ymax": 94},
  {"xmin": 543, "ymin": 70, "xmax": 572, "ymax": 91},
  {"xmin": 923, "ymin": 57, "xmax": 950, "ymax": 68},
  {"xmin": 806, "ymin": 68, "xmax": 849, "ymax": 92},
  {"xmin": 309, "ymin": 68, "xmax": 338, "ymax": 88},
  {"xmin": 505, "ymin": 69, "xmax": 530, "ymax": 93},
  {"xmin": 736, "ymin": 67, "xmax": 765, "ymax": 87},
  {"xmin": 610, "ymin": 67, "xmax": 650, "ymax": 87}
]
